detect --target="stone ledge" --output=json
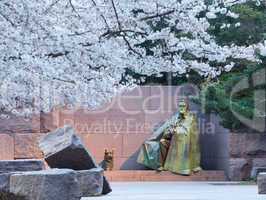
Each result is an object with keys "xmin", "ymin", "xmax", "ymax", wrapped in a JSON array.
[
  {"xmin": 104, "ymin": 170, "xmax": 226, "ymax": 182},
  {"xmin": 258, "ymin": 173, "xmax": 266, "ymax": 194},
  {"xmin": 0, "ymin": 160, "xmax": 45, "ymax": 174},
  {"xmin": 10, "ymin": 169, "xmax": 81, "ymax": 200}
]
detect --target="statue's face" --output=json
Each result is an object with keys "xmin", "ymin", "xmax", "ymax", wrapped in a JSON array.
[{"xmin": 179, "ymin": 101, "xmax": 187, "ymax": 115}]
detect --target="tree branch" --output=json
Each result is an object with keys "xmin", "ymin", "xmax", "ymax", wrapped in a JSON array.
[
  {"xmin": 69, "ymin": 0, "xmax": 81, "ymax": 18},
  {"xmin": 110, "ymin": 0, "xmax": 142, "ymax": 57},
  {"xmin": 44, "ymin": 0, "xmax": 62, "ymax": 14},
  {"xmin": 90, "ymin": 0, "xmax": 110, "ymax": 30},
  {"xmin": 0, "ymin": 11, "xmax": 15, "ymax": 27},
  {"xmin": 46, "ymin": 51, "xmax": 70, "ymax": 58},
  {"xmin": 140, "ymin": 9, "xmax": 175, "ymax": 21},
  {"xmin": 122, "ymin": 35, "xmax": 142, "ymax": 57},
  {"xmin": 110, "ymin": 0, "xmax": 122, "ymax": 30},
  {"xmin": 23, "ymin": 68, "xmax": 77, "ymax": 85},
  {"xmin": 68, "ymin": 30, "xmax": 92, "ymax": 37},
  {"xmin": 100, "ymin": 29, "xmax": 147, "ymax": 38}
]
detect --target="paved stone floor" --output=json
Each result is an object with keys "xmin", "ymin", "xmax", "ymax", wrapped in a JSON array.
[{"xmin": 83, "ymin": 182, "xmax": 265, "ymax": 200}]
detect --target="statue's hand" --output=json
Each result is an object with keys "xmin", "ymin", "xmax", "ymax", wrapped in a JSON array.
[
  {"xmin": 160, "ymin": 138, "xmax": 166, "ymax": 143},
  {"xmin": 175, "ymin": 126, "xmax": 187, "ymax": 135}
]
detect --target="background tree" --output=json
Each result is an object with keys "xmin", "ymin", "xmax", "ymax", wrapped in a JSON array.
[{"xmin": 0, "ymin": 0, "xmax": 265, "ymax": 131}]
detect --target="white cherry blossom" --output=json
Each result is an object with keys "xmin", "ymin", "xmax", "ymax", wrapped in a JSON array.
[{"xmin": 0, "ymin": 0, "xmax": 264, "ymax": 116}]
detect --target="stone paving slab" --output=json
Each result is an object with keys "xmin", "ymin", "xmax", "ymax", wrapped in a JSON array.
[
  {"xmin": 0, "ymin": 160, "xmax": 44, "ymax": 174},
  {"xmin": 82, "ymin": 182, "xmax": 266, "ymax": 200}
]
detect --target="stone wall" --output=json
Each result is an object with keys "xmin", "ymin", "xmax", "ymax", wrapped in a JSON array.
[
  {"xmin": 0, "ymin": 86, "xmax": 230, "ymax": 171},
  {"xmin": 0, "ymin": 134, "xmax": 14, "ymax": 160},
  {"xmin": 0, "ymin": 112, "xmax": 56, "ymax": 160},
  {"xmin": 0, "ymin": 85, "xmax": 265, "ymax": 181},
  {"xmin": 228, "ymin": 133, "xmax": 266, "ymax": 181}
]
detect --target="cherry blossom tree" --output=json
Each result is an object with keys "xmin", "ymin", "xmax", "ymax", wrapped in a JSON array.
[{"xmin": 0, "ymin": 0, "xmax": 265, "ymax": 117}]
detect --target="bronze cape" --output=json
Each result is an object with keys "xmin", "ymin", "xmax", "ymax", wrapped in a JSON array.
[{"xmin": 137, "ymin": 112, "xmax": 201, "ymax": 175}]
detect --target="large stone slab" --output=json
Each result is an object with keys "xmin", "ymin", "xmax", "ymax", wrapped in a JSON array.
[
  {"xmin": 76, "ymin": 168, "xmax": 104, "ymax": 196},
  {"xmin": 0, "ymin": 134, "xmax": 14, "ymax": 160},
  {"xmin": 252, "ymin": 167, "xmax": 266, "ymax": 180},
  {"xmin": 228, "ymin": 158, "xmax": 250, "ymax": 181},
  {"xmin": 230, "ymin": 133, "xmax": 266, "ymax": 157},
  {"xmin": 258, "ymin": 173, "xmax": 266, "ymax": 194},
  {"xmin": 0, "ymin": 112, "xmax": 42, "ymax": 134},
  {"xmin": 0, "ymin": 173, "xmax": 11, "ymax": 192},
  {"xmin": 0, "ymin": 173, "xmax": 26, "ymax": 200},
  {"xmin": 245, "ymin": 134, "xmax": 266, "ymax": 156},
  {"xmin": 39, "ymin": 125, "xmax": 97, "ymax": 170},
  {"xmin": 102, "ymin": 176, "xmax": 112, "ymax": 194},
  {"xmin": 0, "ymin": 192, "xmax": 26, "ymax": 200},
  {"xmin": 251, "ymin": 158, "xmax": 266, "ymax": 179},
  {"xmin": 39, "ymin": 126, "xmax": 112, "ymax": 195},
  {"xmin": 1, "ymin": 168, "xmax": 105, "ymax": 198},
  {"xmin": 0, "ymin": 160, "xmax": 45, "ymax": 174},
  {"xmin": 10, "ymin": 169, "xmax": 81, "ymax": 200},
  {"xmin": 14, "ymin": 133, "xmax": 44, "ymax": 159}
]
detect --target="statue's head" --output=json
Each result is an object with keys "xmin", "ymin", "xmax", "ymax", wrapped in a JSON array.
[{"xmin": 178, "ymin": 98, "xmax": 189, "ymax": 115}]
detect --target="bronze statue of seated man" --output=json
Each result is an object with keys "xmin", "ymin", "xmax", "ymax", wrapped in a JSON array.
[{"xmin": 137, "ymin": 99, "xmax": 201, "ymax": 175}]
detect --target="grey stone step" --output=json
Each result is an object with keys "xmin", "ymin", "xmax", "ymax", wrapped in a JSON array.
[{"xmin": 0, "ymin": 160, "xmax": 44, "ymax": 174}]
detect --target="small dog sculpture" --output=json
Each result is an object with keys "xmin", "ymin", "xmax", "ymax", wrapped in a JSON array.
[{"xmin": 101, "ymin": 149, "xmax": 114, "ymax": 171}]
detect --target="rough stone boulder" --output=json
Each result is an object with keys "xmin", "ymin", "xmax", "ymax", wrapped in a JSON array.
[
  {"xmin": 258, "ymin": 173, "xmax": 266, "ymax": 194},
  {"xmin": 102, "ymin": 176, "xmax": 112, "ymax": 194},
  {"xmin": 39, "ymin": 125, "xmax": 97, "ymax": 170},
  {"xmin": 251, "ymin": 158, "xmax": 266, "ymax": 179},
  {"xmin": 229, "ymin": 133, "xmax": 266, "ymax": 180},
  {"xmin": 0, "ymin": 173, "xmax": 25, "ymax": 200},
  {"xmin": 1, "ymin": 168, "xmax": 107, "ymax": 198},
  {"xmin": 0, "ymin": 160, "xmax": 44, "ymax": 174},
  {"xmin": 77, "ymin": 168, "xmax": 104, "ymax": 196},
  {"xmin": 0, "ymin": 173, "xmax": 12, "ymax": 192},
  {"xmin": 230, "ymin": 133, "xmax": 266, "ymax": 157},
  {"xmin": 9, "ymin": 169, "xmax": 81, "ymax": 200},
  {"xmin": 228, "ymin": 158, "xmax": 250, "ymax": 181},
  {"xmin": 0, "ymin": 192, "xmax": 26, "ymax": 200},
  {"xmin": 39, "ymin": 125, "xmax": 112, "ymax": 195}
]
